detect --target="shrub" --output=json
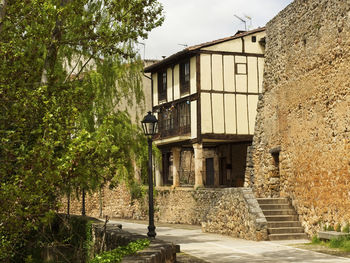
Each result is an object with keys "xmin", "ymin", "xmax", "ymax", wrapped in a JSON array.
[
  {"xmin": 89, "ymin": 239, "xmax": 150, "ymax": 263},
  {"xmin": 342, "ymin": 223, "xmax": 350, "ymax": 233},
  {"xmin": 311, "ymin": 236, "xmax": 321, "ymax": 244},
  {"xmin": 329, "ymin": 237, "xmax": 343, "ymax": 248},
  {"xmin": 327, "ymin": 225, "xmax": 335, "ymax": 231},
  {"xmin": 10, "ymin": 214, "xmax": 94, "ymax": 262},
  {"xmin": 329, "ymin": 236, "xmax": 350, "ymax": 252}
]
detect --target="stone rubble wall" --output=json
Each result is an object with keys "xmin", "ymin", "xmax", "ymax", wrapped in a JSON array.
[
  {"xmin": 201, "ymin": 188, "xmax": 267, "ymax": 241},
  {"xmin": 251, "ymin": 0, "xmax": 350, "ymax": 236},
  {"xmin": 61, "ymin": 185, "xmax": 267, "ymax": 241}
]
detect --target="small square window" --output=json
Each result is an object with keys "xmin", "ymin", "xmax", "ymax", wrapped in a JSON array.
[
  {"xmin": 235, "ymin": 63, "xmax": 247, "ymax": 75},
  {"xmin": 252, "ymin": 36, "xmax": 257, "ymax": 42}
]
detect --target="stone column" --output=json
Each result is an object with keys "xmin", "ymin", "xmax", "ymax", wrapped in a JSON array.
[
  {"xmin": 193, "ymin": 143, "xmax": 204, "ymax": 188},
  {"xmin": 172, "ymin": 147, "xmax": 181, "ymax": 187}
]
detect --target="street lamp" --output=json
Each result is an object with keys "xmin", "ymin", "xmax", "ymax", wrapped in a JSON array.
[{"xmin": 141, "ymin": 111, "xmax": 158, "ymax": 238}]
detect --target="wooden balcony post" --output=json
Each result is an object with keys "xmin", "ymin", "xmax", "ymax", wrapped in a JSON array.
[{"xmin": 172, "ymin": 147, "xmax": 181, "ymax": 187}]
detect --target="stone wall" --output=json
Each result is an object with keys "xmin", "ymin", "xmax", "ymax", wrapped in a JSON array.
[
  {"xmin": 61, "ymin": 185, "xmax": 267, "ymax": 241},
  {"xmin": 201, "ymin": 188, "xmax": 267, "ymax": 241},
  {"xmin": 251, "ymin": 0, "xmax": 350, "ymax": 236}
]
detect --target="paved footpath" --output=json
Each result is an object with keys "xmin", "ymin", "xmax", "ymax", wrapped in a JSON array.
[{"xmin": 110, "ymin": 219, "xmax": 350, "ymax": 263}]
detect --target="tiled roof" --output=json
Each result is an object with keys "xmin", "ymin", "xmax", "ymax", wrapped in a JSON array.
[{"xmin": 144, "ymin": 27, "xmax": 265, "ymax": 73}]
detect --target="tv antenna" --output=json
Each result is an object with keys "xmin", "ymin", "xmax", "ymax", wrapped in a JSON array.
[
  {"xmin": 244, "ymin": 14, "xmax": 252, "ymax": 30},
  {"xmin": 235, "ymin": 14, "xmax": 252, "ymax": 31},
  {"xmin": 178, "ymin": 43, "xmax": 188, "ymax": 48}
]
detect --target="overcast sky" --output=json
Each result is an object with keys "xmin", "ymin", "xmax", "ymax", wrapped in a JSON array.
[{"xmin": 140, "ymin": 0, "xmax": 293, "ymax": 60}]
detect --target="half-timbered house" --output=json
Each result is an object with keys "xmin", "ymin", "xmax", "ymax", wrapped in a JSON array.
[{"xmin": 144, "ymin": 27, "xmax": 265, "ymax": 188}]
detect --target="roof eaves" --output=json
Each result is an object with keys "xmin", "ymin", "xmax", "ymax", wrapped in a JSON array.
[{"xmin": 144, "ymin": 27, "xmax": 265, "ymax": 73}]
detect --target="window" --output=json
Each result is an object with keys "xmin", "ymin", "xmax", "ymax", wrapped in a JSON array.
[
  {"xmin": 179, "ymin": 101, "xmax": 190, "ymax": 129},
  {"xmin": 180, "ymin": 60, "xmax": 190, "ymax": 95},
  {"xmin": 158, "ymin": 108, "xmax": 176, "ymax": 137},
  {"xmin": 251, "ymin": 36, "xmax": 257, "ymax": 42},
  {"xmin": 235, "ymin": 63, "xmax": 247, "ymax": 75},
  {"xmin": 158, "ymin": 71, "xmax": 167, "ymax": 101}
]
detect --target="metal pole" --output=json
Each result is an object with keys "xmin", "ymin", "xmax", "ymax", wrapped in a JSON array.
[
  {"xmin": 82, "ymin": 188, "xmax": 86, "ymax": 216},
  {"xmin": 147, "ymin": 137, "xmax": 156, "ymax": 238},
  {"xmin": 67, "ymin": 190, "xmax": 70, "ymax": 216}
]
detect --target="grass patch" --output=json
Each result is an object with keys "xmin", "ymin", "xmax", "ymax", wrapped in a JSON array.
[
  {"xmin": 329, "ymin": 236, "xmax": 350, "ymax": 252},
  {"xmin": 89, "ymin": 239, "xmax": 150, "ymax": 263},
  {"xmin": 310, "ymin": 235, "xmax": 350, "ymax": 253},
  {"xmin": 311, "ymin": 236, "xmax": 322, "ymax": 244}
]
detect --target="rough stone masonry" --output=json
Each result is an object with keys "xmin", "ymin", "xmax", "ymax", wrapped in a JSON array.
[
  {"xmin": 249, "ymin": 0, "xmax": 350, "ymax": 236},
  {"xmin": 62, "ymin": 185, "xmax": 267, "ymax": 241}
]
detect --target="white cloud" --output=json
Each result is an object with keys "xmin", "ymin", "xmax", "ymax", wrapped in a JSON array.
[{"xmin": 141, "ymin": 0, "xmax": 293, "ymax": 59}]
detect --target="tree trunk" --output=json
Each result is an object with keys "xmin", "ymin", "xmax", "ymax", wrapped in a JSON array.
[{"xmin": 0, "ymin": 0, "xmax": 7, "ymax": 34}]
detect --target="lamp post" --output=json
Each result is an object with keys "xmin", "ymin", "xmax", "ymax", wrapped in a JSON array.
[{"xmin": 141, "ymin": 111, "xmax": 158, "ymax": 238}]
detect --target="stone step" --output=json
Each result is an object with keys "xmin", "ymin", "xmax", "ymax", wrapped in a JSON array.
[
  {"xmin": 268, "ymin": 227, "xmax": 305, "ymax": 234},
  {"xmin": 267, "ymin": 221, "xmax": 302, "ymax": 228},
  {"xmin": 269, "ymin": 233, "xmax": 308, "ymax": 241},
  {"xmin": 257, "ymin": 198, "xmax": 289, "ymax": 204},
  {"xmin": 257, "ymin": 197, "xmax": 307, "ymax": 240},
  {"xmin": 259, "ymin": 204, "xmax": 292, "ymax": 210},
  {"xmin": 262, "ymin": 209, "xmax": 296, "ymax": 216},
  {"xmin": 265, "ymin": 215, "xmax": 299, "ymax": 222}
]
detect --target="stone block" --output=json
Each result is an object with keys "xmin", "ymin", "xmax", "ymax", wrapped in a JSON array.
[{"xmin": 318, "ymin": 231, "xmax": 350, "ymax": 240}]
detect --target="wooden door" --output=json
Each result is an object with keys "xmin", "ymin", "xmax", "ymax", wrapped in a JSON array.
[
  {"xmin": 219, "ymin": 157, "xmax": 226, "ymax": 186},
  {"xmin": 205, "ymin": 158, "xmax": 214, "ymax": 186}
]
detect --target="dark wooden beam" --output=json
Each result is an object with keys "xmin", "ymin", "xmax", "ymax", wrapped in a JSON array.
[
  {"xmin": 201, "ymin": 90, "xmax": 260, "ymax": 96},
  {"xmin": 152, "ymin": 93, "xmax": 198, "ymax": 111},
  {"xmin": 202, "ymin": 133, "xmax": 253, "ymax": 142},
  {"xmin": 196, "ymin": 55, "xmax": 202, "ymax": 143},
  {"xmin": 198, "ymin": 50, "xmax": 264, "ymax": 57}
]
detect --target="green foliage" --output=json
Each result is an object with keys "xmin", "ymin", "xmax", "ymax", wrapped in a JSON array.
[
  {"xmin": 329, "ymin": 236, "xmax": 350, "ymax": 251},
  {"xmin": 327, "ymin": 225, "xmax": 335, "ymax": 231},
  {"xmin": 14, "ymin": 214, "xmax": 93, "ymax": 263},
  {"xmin": 130, "ymin": 182, "xmax": 147, "ymax": 200},
  {"xmin": 0, "ymin": 0, "xmax": 163, "ymax": 261},
  {"xmin": 311, "ymin": 236, "xmax": 321, "ymax": 244},
  {"xmin": 89, "ymin": 239, "xmax": 150, "ymax": 263},
  {"xmin": 335, "ymin": 223, "xmax": 342, "ymax": 232},
  {"xmin": 342, "ymin": 223, "xmax": 350, "ymax": 233}
]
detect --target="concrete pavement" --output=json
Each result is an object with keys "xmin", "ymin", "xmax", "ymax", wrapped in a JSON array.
[{"xmin": 110, "ymin": 219, "xmax": 350, "ymax": 263}]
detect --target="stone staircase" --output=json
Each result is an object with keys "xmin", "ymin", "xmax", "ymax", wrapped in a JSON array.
[{"xmin": 257, "ymin": 198, "xmax": 308, "ymax": 241}]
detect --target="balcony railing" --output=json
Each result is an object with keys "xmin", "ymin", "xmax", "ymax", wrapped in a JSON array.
[{"xmin": 157, "ymin": 101, "xmax": 190, "ymax": 139}]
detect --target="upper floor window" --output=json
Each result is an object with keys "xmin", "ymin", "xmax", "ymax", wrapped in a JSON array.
[
  {"xmin": 179, "ymin": 102, "xmax": 190, "ymax": 129},
  {"xmin": 158, "ymin": 71, "xmax": 167, "ymax": 101},
  {"xmin": 235, "ymin": 63, "xmax": 247, "ymax": 75},
  {"xmin": 180, "ymin": 60, "xmax": 190, "ymax": 95}
]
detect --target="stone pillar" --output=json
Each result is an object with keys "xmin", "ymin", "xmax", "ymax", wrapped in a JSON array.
[
  {"xmin": 172, "ymin": 147, "xmax": 181, "ymax": 187},
  {"xmin": 193, "ymin": 143, "xmax": 204, "ymax": 188}
]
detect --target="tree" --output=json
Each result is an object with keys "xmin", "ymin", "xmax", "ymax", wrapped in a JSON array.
[{"xmin": 0, "ymin": 0, "xmax": 163, "ymax": 261}]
